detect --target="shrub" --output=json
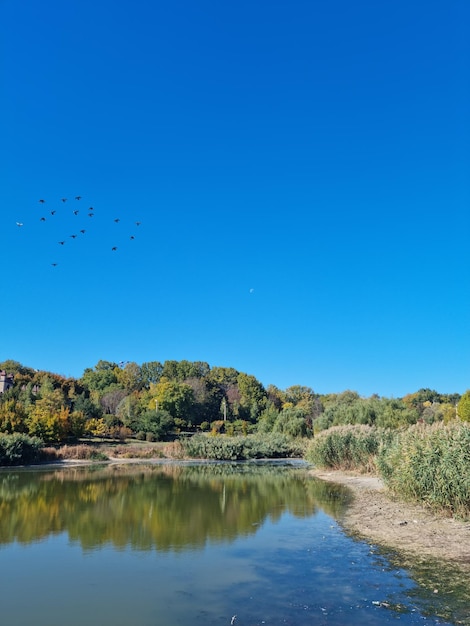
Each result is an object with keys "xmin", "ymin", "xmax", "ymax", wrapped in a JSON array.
[
  {"xmin": 181, "ymin": 433, "xmax": 304, "ymax": 461},
  {"xmin": 0, "ymin": 433, "xmax": 44, "ymax": 466},
  {"xmin": 376, "ymin": 421, "xmax": 470, "ymax": 519}
]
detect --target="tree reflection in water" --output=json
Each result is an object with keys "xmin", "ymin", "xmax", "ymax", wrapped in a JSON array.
[{"xmin": 0, "ymin": 462, "xmax": 347, "ymax": 550}]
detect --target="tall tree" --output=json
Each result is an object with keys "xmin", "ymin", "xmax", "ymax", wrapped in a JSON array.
[{"xmin": 141, "ymin": 361, "xmax": 163, "ymax": 387}]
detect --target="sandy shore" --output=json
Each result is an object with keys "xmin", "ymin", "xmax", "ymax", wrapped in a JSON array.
[{"xmin": 310, "ymin": 468, "xmax": 470, "ymax": 572}]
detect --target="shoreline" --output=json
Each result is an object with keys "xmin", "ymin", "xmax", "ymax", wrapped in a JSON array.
[{"xmin": 310, "ymin": 468, "xmax": 470, "ymax": 572}]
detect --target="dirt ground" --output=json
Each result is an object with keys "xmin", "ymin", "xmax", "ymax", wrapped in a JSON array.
[{"xmin": 310, "ymin": 469, "xmax": 470, "ymax": 573}]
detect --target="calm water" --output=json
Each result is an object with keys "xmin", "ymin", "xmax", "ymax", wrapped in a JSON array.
[{"xmin": 0, "ymin": 461, "xmax": 468, "ymax": 626}]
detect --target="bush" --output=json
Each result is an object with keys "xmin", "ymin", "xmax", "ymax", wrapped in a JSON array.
[
  {"xmin": 181, "ymin": 433, "xmax": 304, "ymax": 461},
  {"xmin": 305, "ymin": 425, "xmax": 391, "ymax": 473},
  {"xmin": 0, "ymin": 433, "xmax": 44, "ymax": 466},
  {"xmin": 376, "ymin": 421, "xmax": 470, "ymax": 519}
]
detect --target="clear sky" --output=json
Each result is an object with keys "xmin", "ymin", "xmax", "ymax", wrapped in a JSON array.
[{"xmin": 1, "ymin": 0, "xmax": 469, "ymax": 397}]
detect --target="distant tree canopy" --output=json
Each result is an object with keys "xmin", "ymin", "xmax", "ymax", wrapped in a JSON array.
[{"xmin": 0, "ymin": 359, "xmax": 464, "ymax": 444}]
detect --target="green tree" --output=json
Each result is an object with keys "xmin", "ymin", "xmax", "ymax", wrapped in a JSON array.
[
  {"xmin": 152, "ymin": 379, "xmax": 195, "ymax": 422},
  {"xmin": 115, "ymin": 362, "xmax": 143, "ymax": 392},
  {"xmin": 137, "ymin": 409, "xmax": 174, "ymax": 440},
  {"xmin": 183, "ymin": 377, "xmax": 222, "ymax": 426},
  {"xmin": 273, "ymin": 407, "xmax": 312, "ymax": 438},
  {"xmin": 80, "ymin": 361, "xmax": 119, "ymax": 393},
  {"xmin": 207, "ymin": 366, "xmax": 240, "ymax": 386},
  {"xmin": 237, "ymin": 372, "xmax": 266, "ymax": 422},
  {"xmin": 141, "ymin": 361, "xmax": 163, "ymax": 387},
  {"xmin": 457, "ymin": 391, "xmax": 470, "ymax": 422},
  {"xmin": 73, "ymin": 393, "xmax": 102, "ymax": 420},
  {"xmin": 256, "ymin": 402, "xmax": 280, "ymax": 434}
]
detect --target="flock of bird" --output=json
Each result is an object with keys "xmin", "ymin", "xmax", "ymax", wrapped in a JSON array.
[{"xmin": 15, "ymin": 196, "xmax": 141, "ymax": 267}]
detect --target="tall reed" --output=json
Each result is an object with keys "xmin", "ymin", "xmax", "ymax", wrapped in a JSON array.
[
  {"xmin": 377, "ymin": 421, "xmax": 470, "ymax": 519},
  {"xmin": 305, "ymin": 425, "xmax": 391, "ymax": 473}
]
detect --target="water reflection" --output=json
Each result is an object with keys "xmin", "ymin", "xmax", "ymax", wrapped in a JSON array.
[
  {"xmin": 0, "ymin": 463, "xmax": 468, "ymax": 626},
  {"xmin": 0, "ymin": 462, "xmax": 346, "ymax": 551}
]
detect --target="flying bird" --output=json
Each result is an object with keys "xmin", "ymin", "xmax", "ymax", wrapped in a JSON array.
[
  {"xmin": 135, "ymin": 221, "xmax": 141, "ymax": 226},
  {"xmin": 73, "ymin": 210, "xmax": 79, "ymax": 215},
  {"xmin": 114, "ymin": 218, "xmax": 120, "ymax": 223},
  {"xmin": 75, "ymin": 196, "xmax": 82, "ymax": 200},
  {"xmin": 88, "ymin": 212, "xmax": 94, "ymax": 217},
  {"xmin": 58, "ymin": 241, "xmax": 65, "ymax": 245},
  {"xmin": 61, "ymin": 198, "xmax": 67, "ymax": 203},
  {"xmin": 16, "ymin": 222, "xmax": 24, "ymax": 227},
  {"xmin": 50, "ymin": 210, "xmax": 56, "ymax": 215},
  {"xmin": 130, "ymin": 235, "xmax": 135, "ymax": 240},
  {"xmin": 51, "ymin": 263, "xmax": 58, "ymax": 267},
  {"xmin": 40, "ymin": 217, "xmax": 46, "ymax": 221},
  {"xmin": 111, "ymin": 246, "xmax": 118, "ymax": 251},
  {"xmin": 38, "ymin": 199, "xmax": 45, "ymax": 204},
  {"xmin": 80, "ymin": 229, "xmax": 86, "ymax": 234},
  {"xmin": 70, "ymin": 235, "xmax": 77, "ymax": 239}
]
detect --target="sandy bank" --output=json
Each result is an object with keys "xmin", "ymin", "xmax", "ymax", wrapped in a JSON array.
[{"xmin": 310, "ymin": 468, "xmax": 470, "ymax": 572}]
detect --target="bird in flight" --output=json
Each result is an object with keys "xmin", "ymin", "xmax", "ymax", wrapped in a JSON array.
[
  {"xmin": 114, "ymin": 218, "xmax": 120, "ymax": 223},
  {"xmin": 73, "ymin": 210, "xmax": 79, "ymax": 215},
  {"xmin": 51, "ymin": 263, "xmax": 58, "ymax": 267},
  {"xmin": 135, "ymin": 221, "xmax": 141, "ymax": 226},
  {"xmin": 16, "ymin": 222, "xmax": 24, "ymax": 227},
  {"xmin": 111, "ymin": 246, "xmax": 118, "ymax": 251},
  {"xmin": 75, "ymin": 196, "xmax": 82, "ymax": 200},
  {"xmin": 88, "ymin": 212, "xmax": 94, "ymax": 217},
  {"xmin": 50, "ymin": 210, "xmax": 56, "ymax": 215},
  {"xmin": 40, "ymin": 217, "xmax": 46, "ymax": 221},
  {"xmin": 38, "ymin": 199, "xmax": 45, "ymax": 204},
  {"xmin": 130, "ymin": 235, "xmax": 135, "ymax": 240},
  {"xmin": 80, "ymin": 229, "xmax": 86, "ymax": 234},
  {"xmin": 61, "ymin": 198, "xmax": 67, "ymax": 203},
  {"xmin": 70, "ymin": 235, "xmax": 77, "ymax": 239},
  {"xmin": 58, "ymin": 241, "xmax": 65, "ymax": 245}
]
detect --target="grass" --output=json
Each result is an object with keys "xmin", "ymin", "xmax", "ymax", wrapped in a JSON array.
[
  {"xmin": 305, "ymin": 424, "xmax": 391, "ymax": 473},
  {"xmin": 377, "ymin": 421, "xmax": 470, "ymax": 519}
]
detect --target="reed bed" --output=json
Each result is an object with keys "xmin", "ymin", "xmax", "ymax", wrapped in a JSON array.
[
  {"xmin": 377, "ymin": 421, "xmax": 470, "ymax": 519},
  {"xmin": 305, "ymin": 424, "xmax": 391, "ymax": 473}
]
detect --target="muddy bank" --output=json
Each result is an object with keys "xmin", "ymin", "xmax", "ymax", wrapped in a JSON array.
[{"xmin": 310, "ymin": 469, "xmax": 470, "ymax": 573}]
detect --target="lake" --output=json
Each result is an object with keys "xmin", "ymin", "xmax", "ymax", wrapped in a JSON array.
[{"xmin": 0, "ymin": 461, "xmax": 468, "ymax": 625}]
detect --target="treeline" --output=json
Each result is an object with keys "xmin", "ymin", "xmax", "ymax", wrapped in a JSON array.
[{"xmin": 0, "ymin": 358, "xmax": 467, "ymax": 444}]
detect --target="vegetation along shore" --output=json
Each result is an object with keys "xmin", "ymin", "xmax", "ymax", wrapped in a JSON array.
[{"xmin": 1, "ymin": 358, "xmax": 469, "ymax": 569}]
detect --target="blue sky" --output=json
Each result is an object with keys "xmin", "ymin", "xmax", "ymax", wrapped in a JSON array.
[{"xmin": 1, "ymin": 0, "xmax": 469, "ymax": 397}]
